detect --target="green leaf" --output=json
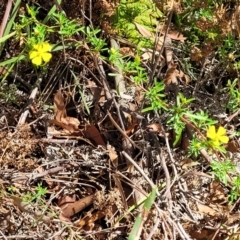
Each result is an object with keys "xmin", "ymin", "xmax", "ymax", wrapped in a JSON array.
[
  {"xmin": 0, "ymin": 0, "xmax": 21, "ymax": 55},
  {"xmin": 0, "ymin": 31, "xmax": 16, "ymax": 43},
  {"xmin": 144, "ymin": 187, "xmax": 157, "ymax": 210},
  {"xmin": 43, "ymin": 0, "xmax": 62, "ymax": 24},
  {"xmin": 0, "ymin": 55, "xmax": 26, "ymax": 66}
]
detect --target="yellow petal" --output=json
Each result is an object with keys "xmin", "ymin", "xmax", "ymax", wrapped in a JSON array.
[
  {"xmin": 219, "ymin": 136, "xmax": 229, "ymax": 144},
  {"xmin": 29, "ymin": 50, "xmax": 38, "ymax": 60},
  {"xmin": 42, "ymin": 52, "xmax": 52, "ymax": 63},
  {"xmin": 207, "ymin": 125, "xmax": 216, "ymax": 139},
  {"xmin": 217, "ymin": 126, "xmax": 226, "ymax": 136},
  {"xmin": 32, "ymin": 56, "xmax": 42, "ymax": 66},
  {"xmin": 33, "ymin": 43, "xmax": 41, "ymax": 50},
  {"xmin": 42, "ymin": 42, "xmax": 52, "ymax": 52},
  {"xmin": 212, "ymin": 140, "xmax": 220, "ymax": 146}
]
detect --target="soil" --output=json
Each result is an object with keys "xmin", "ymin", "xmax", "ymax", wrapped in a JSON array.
[{"xmin": 0, "ymin": 0, "xmax": 240, "ymax": 240}]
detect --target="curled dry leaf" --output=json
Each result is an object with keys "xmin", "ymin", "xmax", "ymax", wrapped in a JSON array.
[
  {"xmin": 49, "ymin": 119, "xmax": 80, "ymax": 133},
  {"xmin": 165, "ymin": 63, "xmax": 190, "ymax": 85},
  {"xmin": 61, "ymin": 194, "xmax": 94, "ymax": 218},
  {"xmin": 52, "ymin": 90, "xmax": 80, "ymax": 133},
  {"xmin": 49, "ymin": 90, "xmax": 102, "ymax": 146},
  {"xmin": 141, "ymin": 51, "xmax": 153, "ymax": 61},
  {"xmin": 107, "ymin": 144, "xmax": 118, "ymax": 167},
  {"xmin": 75, "ymin": 210, "xmax": 106, "ymax": 229},
  {"xmin": 165, "ymin": 62, "xmax": 178, "ymax": 85},
  {"xmin": 179, "ymin": 70, "xmax": 190, "ymax": 84},
  {"xmin": 54, "ymin": 90, "xmax": 67, "ymax": 121}
]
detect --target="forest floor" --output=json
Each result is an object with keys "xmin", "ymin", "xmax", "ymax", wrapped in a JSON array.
[{"xmin": 1, "ymin": 0, "xmax": 240, "ymax": 239}]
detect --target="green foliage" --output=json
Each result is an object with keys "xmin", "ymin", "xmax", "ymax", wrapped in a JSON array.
[
  {"xmin": 211, "ymin": 159, "xmax": 236, "ymax": 185},
  {"xmin": 188, "ymin": 137, "xmax": 206, "ymax": 157},
  {"xmin": 195, "ymin": 8, "xmax": 213, "ymax": 20},
  {"xmin": 224, "ymin": 78, "xmax": 240, "ymax": 113},
  {"xmin": 0, "ymin": 0, "xmax": 21, "ymax": 55},
  {"xmin": 185, "ymin": 110, "xmax": 217, "ymax": 129},
  {"xmin": 2, "ymin": 3, "xmax": 106, "ymax": 68},
  {"xmin": 85, "ymin": 27, "xmax": 107, "ymax": 52},
  {"xmin": 142, "ymin": 80, "xmax": 167, "ymax": 112},
  {"xmin": 229, "ymin": 176, "xmax": 240, "ymax": 204},
  {"xmin": 210, "ymin": 159, "xmax": 240, "ymax": 204},
  {"xmin": 51, "ymin": 12, "xmax": 84, "ymax": 37},
  {"xmin": 23, "ymin": 183, "xmax": 47, "ymax": 203},
  {"xmin": 167, "ymin": 93, "xmax": 194, "ymax": 145},
  {"xmin": 112, "ymin": 0, "xmax": 163, "ymax": 47},
  {"xmin": 128, "ymin": 187, "xmax": 157, "ymax": 240},
  {"xmin": 218, "ymin": 34, "xmax": 238, "ymax": 59},
  {"xmin": 108, "ymin": 47, "xmax": 147, "ymax": 84}
]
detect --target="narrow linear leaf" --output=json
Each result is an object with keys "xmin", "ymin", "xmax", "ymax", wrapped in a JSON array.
[
  {"xmin": 0, "ymin": 31, "xmax": 16, "ymax": 43},
  {"xmin": 0, "ymin": 55, "xmax": 26, "ymax": 66},
  {"xmin": 128, "ymin": 216, "xmax": 143, "ymax": 240}
]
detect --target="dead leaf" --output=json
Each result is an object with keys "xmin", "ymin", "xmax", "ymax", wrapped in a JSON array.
[
  {"xmin": 61, "ymin": 194, "xmax": 94, "ymax": 218},
  {"xmin": 179, "ymin": 70, "xmax": 190, "ymax": 84},
  {"xmin": 54, "ymin": 90, "xmax": 67, "ymax": 121},
  {"xmin": 141, "ymin": 51, "xmax": 153, "ymax": 61},
  {"xmin": 0, "ymin": 66, "xmax": 8, "ymax": 76},
  {"xmin": 165, "ymin": 63, "xmax": 178, "ymax": 84},
  {"xmin": 58, "ymin": 193, "xmax": 76, "ymax": 207},
  {"xmin": 112, "ymin": 176, "xmax": 128, "ymax": 210},
  {"xmin": 226, "ymin": 140, "xmax": 239, "ymax": 153},
  {"xmin": 75, "ymin": 210, "xmax": 106, "ymax": 228},
  {"xmin": 125, "ymin": 122, "xmax": 138, "ymax": 136},
  {"xmin": 107, "ymin": 144, "xmax": 118, "ymax": 167},
  {"xmin": 183, "ymin": 74, "xmax": 190, "ymax": 84},
  {"xmin": 209, "ymin": 180, "xmax": 227, "ymax": 203},
  {"xmin": 84, "ymin": 124, "xmax": 106, "ymax": 147},
  {"xmin": 49, "ymin": 119, "xmax": 80, "ymax": 133},
  {"xmin": 232, "ymin": 5, "xmax": 240, "ymax": 37},
  {"xmin": 135, "ymin": 22, "xmax": 154, "ymax": 38},
  {"xmin": 47, "ymin": 125, "xmax": 95, "ymax": 146},
  {"xmin": 196, "ymin": 202, "xmax": 216, "ymax": 216},
  {"xmin": 53, "ymin": 90, "xmax": 80, "ymax": 132},
  {"xmin": 167, "ymin": 30, "xmax": 187, "ymax": 42},
  {"xmin": 146, "ymin": 123, "xmax": 162, "ymax": 133},
  {"xmin": 155, "ymin": 36, "xmax": 164, "ymax": 50}
]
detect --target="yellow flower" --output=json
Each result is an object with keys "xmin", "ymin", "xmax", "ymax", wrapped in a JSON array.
[
  {"xmin": 29, "ymin": 42, "xmax": 52, "ymax": 66},
  {"xmin": 207, "ymin": 125, "xmax": 229, "ymax": 147}
]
